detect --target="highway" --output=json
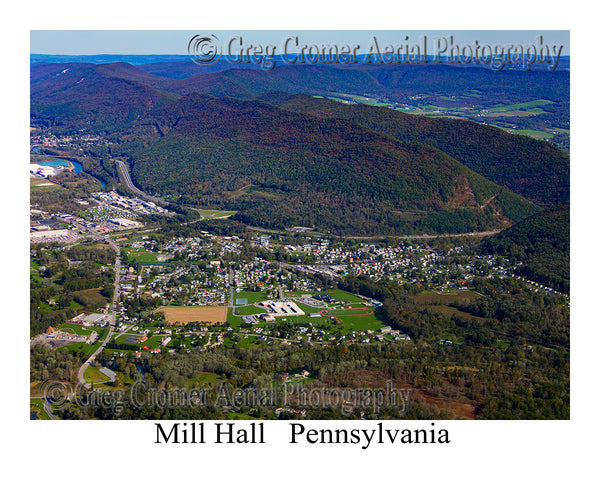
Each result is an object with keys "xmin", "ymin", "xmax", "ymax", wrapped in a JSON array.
[
  {"xmin": 115, "ymin": 159, "xmax": 236, "ymax": 220},
  {"xmin": 115, "ymin": 159, "xmax": 168, "ymax": 206}
]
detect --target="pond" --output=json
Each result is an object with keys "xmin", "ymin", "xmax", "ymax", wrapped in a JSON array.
[{"xmin": 37, "ymin": 159, "xmax": 106, "ymax": 187}]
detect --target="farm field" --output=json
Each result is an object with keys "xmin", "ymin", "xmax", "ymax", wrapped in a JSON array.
[
  {"xmin": 160, "ymin": 306, "xmax": 228, "ymax": 325},
  {"xmin": 488, "ymin": 99, "xmax": 553, "ymax": 113}
]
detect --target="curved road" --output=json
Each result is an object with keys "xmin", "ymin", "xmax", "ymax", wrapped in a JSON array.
[
  {"xmin": 115, "ymin": 159, "xmax": 168, "ymax": 207},
  {"xmin": 77, "ymin": 237, "xmax": 120, "ymax": 388}
]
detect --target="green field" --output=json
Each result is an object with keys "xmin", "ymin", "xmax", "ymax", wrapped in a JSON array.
[
  {"xmin": 488, "ymin": 99, "xmax": 553, "ymax": 113},
  {"xmin": 196, "ymin": 209, "xmax": 237, "ymax": 218},
  {"xmin": 336, "ymin": 311, "xmax": 386, "ymax": 333},
  {"xmin": 30, "ymin": 398, "xmax": 52, "ymax": 420},
  {"xmin": 289, "ymin": 289, "xmax": 366, "ymax": 304},
  {"xmin": 56, "ymin": 322, "xmax": 105, "ymax": 336},
  {"xmin": 289, "ymin": 302, "xmax": 323, "ymax": 314},
  {"xmin": 59, "ymin": 341, "xmax": 101, "ymax": 357},
  {"xmin": 186, "ymin": 372, "xmax": 222, "ymax": 388},
  {"xmin": 327, "ymin": 93, "xmax": 395, "ymax": 108},
  {"xmin": 233, "ymin": 290, "xmax": 270, "ymax": 304},
  {"xmin": 234, "ymin": 305, "xmax": 267, "ymax": 315},
  {"xmin": 414, "ymin": 290, "xmax": 481, "ymax": 305},
  {"xmin": 83, "ymin": 365, "xmax": 111, "ymax": 384},
  {"xmin": 124, "ymin": 248, "xmax": 160, "ymax": 264},
  {"xmin": 30, "ymin": 261, "xmax": 43, "ymax": 284},
  {"xmin": 515, "ymin": 129, "xmax": 554, "ymax": 140}
]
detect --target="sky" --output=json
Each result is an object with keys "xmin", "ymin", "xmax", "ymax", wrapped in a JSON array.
[{"xmin": 30, "ymin": 30, "xmax": 570, "ymax": 55}]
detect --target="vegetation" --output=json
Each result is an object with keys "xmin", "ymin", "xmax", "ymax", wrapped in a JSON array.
[
  {"xmin": 481, "ymin": 203, "xmax": 569, "ymax": 292},
  {"xmin": 113, "ymin": 93, "xmax": 541, "ymax": 236},
  {"xmin": 262, "ymin": 92, "xmax": 569, "ymax": 205},
  {"xmin": 30, "ymin": 242, "xmax": 115, "ymax": 335}
]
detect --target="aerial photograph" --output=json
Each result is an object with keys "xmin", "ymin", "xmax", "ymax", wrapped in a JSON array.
[{"xmin": 29, "ymin": 29, "xmax": 570, "ymax": 423}]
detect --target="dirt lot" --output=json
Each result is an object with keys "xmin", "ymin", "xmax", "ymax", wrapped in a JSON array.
[{"xmin": 159, "ymin": 306, "xmax": 228, "ymax": 325}]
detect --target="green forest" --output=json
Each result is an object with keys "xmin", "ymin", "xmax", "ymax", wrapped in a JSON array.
[{"xmin": 113, "ymin": 94, "xmax": 541, "ymax": 236}]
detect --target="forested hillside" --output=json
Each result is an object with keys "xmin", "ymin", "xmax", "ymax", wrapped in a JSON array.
[
  {"xmin": 260, "ymin": 92, "xmax": 569, "ymax": 205},
  {"xmin": 117, "ymin": 93, "xmax": 540, "ymax": 235},
  {"xmin": 481, "ymin": 203, "xmax": 570, "ymax": 292}
]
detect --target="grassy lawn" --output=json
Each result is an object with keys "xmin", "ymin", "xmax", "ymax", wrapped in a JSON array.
[
  {"xmin": 124, "ymin": 248, "xmax": 160, "ymax": 264},
  {"xmin": 186, "ymin": 372, "xmax": 222, "ymax": 388},
  {"xmin": 56, "ymin": 323, "xmax": 105, "ymax": 336},
  {"xmin": 30, "ymin": 261, "xmax": 43, "ymax": 284},
  {"xmin": 237, "ymin": 336, "xmax": 262, "ymax": 348},
  {"xmin": 338, "ymin": 310, "xmax": 386, "ymax": 333},
  {"xmin": 83, "ymin": 365, "xmax": 111, "ymax": 384},
  {"xmin": 233, "ymin": 290, "xmax": 270, "ymax": 304},
  {"xmin": 293, "ymin": 288, "xmax": 366, "ymax": 304},
  {"xmin": 414, "ymin": 290, "xmax": 480, "ymax": 305},
  {"xmin": 225, "ymin": 411, "xmax": 260, "ymax": 420},
  {"xmin": 235, "ymin": 305, "xmax": 267, "ymax": 315},
  {"xmin": 286, "ymin": 315, "xmax": 331, "ymax": 327},
  {"xmin": 288, "ymin": 302, "xmax": 323, "ymax": 314},
  {"xmin": 75, "ymin": 288, "xmax": 109, "ymax": 306},
  {"xmin": 30, "ymin": 398, "xmax": 52, "ymax": 420},
  {"xmin": 196, "ymin": 209, "xmax": 237, "ymax": 218},
  {"xmin": 59, "ymin": 341, "xmax": 101, "ymax": 357},
  {"xmin": 227, "ymin": 309, "xmax": 243, "ymax": 328}
]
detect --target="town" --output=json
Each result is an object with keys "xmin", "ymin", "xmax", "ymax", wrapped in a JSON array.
[
  {"xmin": 30, "ymin": 177, "xmax": 566, "ymax": 358},
  {"xmin": 29, "ymin": 132, "xmax": 570, "ymax": 422}
]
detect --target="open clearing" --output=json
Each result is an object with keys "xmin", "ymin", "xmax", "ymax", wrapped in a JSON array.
[
  {"xmin": 159, "ymin": 306, "xmax": 228, "ymax": 325},
  {"xmin": 321, "ymin": 307, "xmax": 374, "ymax": 316}
]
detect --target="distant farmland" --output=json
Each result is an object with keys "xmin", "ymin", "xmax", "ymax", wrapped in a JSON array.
[{"xmin": 159, "ymin": 306, "xmax": 228, "ymax": 325}]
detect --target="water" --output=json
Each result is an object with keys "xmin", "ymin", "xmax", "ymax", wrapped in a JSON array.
[
  {"xmin": 37, "ymin": 159, "xmax": 106, "ymax": 187},
  {"xmin": 38, "ymin": 159, "xmax": 80, "ymax": 172}
]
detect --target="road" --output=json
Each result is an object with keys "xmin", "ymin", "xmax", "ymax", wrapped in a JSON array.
[
  {"xmin": 228, "ymin": 267, "xmax": 234, "ymax": 308},
  {"xmin": 115, "ymin": 159, "xmax": 231, "ymax": 220},
  {"xmin": 246, "ymin": 225, "xmax": 500, "ymax": 241},
  {"xmin": 115, "ymin": 159, "xmax": 168, "ymax": 206},
  {"xmin": 77, "ymin": 237, "xmax": 121, "ymax": 388}
]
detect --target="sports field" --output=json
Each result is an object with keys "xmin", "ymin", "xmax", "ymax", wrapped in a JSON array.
[
  {"xmin": 320, "ymin": 307, "xmax": 374, "ymax": 316},
  {"xmin": 159, "ymin": 306, "xmax": 228, "ymax": 325}
]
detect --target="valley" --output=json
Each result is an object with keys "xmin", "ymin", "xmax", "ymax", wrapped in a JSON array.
[{"xmin": 29, "ymin": 55, "xmax": 569, "ymax": 421}]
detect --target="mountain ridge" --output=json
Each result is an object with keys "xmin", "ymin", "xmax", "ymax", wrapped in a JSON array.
[{"xmin": 118, "ymin": 92, "xmax": 541, "ymax": 235}]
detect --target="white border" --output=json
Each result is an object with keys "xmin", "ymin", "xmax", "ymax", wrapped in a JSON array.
[{"xmin": 5, "ymin": 1, "xmax": 596, "ymax": 478}]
